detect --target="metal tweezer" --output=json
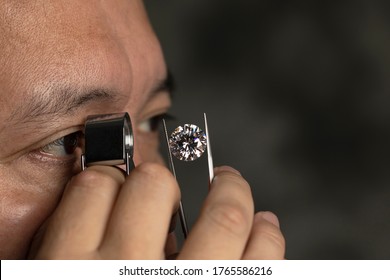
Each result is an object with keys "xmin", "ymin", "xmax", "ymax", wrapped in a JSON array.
[{"xmin": 162, "ymin": 113, "xmax": 214, "ymax": 239}]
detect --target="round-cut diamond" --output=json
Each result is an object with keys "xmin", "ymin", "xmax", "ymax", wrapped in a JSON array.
[{"xmin": 169, "ymin": 124, "xmax": 207, "ymax": 161}]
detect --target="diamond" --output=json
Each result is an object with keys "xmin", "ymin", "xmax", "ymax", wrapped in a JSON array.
[{"xmin": 169, "ymin": 124, "xmax": 207, "ymax": 161}]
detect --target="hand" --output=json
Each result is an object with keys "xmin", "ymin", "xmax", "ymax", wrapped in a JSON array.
[
  {"xmin": 179, "ymin": 166, "xmax": 285, "ymax": 259},
  {"xmin": 30, "ymin": 163, "xmax": 285, "ymax": 259}
]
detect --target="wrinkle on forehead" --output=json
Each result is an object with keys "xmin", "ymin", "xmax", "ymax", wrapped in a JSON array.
[
  {"xmin": 0, "ymin": 1, "xmax": 121, "ymax": 59},
  {"xmin": 0, "ymin": 0, "xmax": 156, "ymax": 51},
  {"xmin": 0, "ymin": 0, "xmax": 167, "ymax": 130},
  {"xmin": 0, "ymin": 1, "xmax": 134, "ymax": 107}
]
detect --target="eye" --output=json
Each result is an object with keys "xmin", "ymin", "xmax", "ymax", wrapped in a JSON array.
[
  {"xmin": 138, "ymin": 113, "xmax": 175, "ymax": 133},
  {"xmin": 41, "ymin": 131, "xmax": 83, "ymax": 157}
]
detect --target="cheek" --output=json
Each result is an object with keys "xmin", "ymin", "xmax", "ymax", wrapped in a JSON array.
[
  {"xmin": 0, "ymin": 194, "xmax": 47, "ymax": 259},
  {"xmin": 0, "ymin": 167, "xmax": 65, "ymax": 259}
]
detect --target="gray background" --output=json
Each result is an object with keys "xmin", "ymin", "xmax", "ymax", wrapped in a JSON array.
[{"xmin": 145, "ymin": 0, "xmax": 390, "ymax": 259}]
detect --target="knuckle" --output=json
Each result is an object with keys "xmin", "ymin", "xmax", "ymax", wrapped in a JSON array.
[
  {"xmin": 133, "ymin": 162, "xmax": 179, "ymax": 202},
  {"xmin": 206, "ymin": 202, "xmax": 251, "ymax": 237},
  {"xmin": 70, "ymin": 168, "xmax": 120, "ymax": 190},
  {"xmin": 135, "ymin": 162, "xmax": 172, "ymax": 179}
]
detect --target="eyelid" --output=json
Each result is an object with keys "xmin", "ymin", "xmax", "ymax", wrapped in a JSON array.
[
  {"xmin": 32, "ymin": 126, "xmax": 84, "ymax": 151},
  {"xmin": 138, "ymin": 113, "xmax": 175, "ymax": 133},
  {"xmin": 0, "ymin": 126, "xmax": 85, "ymax": 163},
  {"xmin": 40, "ymin": 130, "xmax": 84, "ymax": 157}
]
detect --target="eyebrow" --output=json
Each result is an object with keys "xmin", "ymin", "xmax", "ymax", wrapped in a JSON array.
[
  {"xmin": 7, "ymin": 88, "xmax": 117, "ymax": 124},
  {"xmin": 152, "ymin": 69, "xmax": 175, "ymax": 97},
  {"xmin": 7, "ymin": 70, "xmax": 175, "ymax": 124}
]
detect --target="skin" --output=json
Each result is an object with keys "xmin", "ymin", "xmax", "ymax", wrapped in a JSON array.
[{"xmin": 0, "ymin": 0, "xmax": 285, "ymax": 259}]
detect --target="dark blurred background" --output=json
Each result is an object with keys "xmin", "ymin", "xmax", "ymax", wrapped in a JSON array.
[{"xmin": 144, "ymin": 0, "xmax": 390, "ymax": 259}]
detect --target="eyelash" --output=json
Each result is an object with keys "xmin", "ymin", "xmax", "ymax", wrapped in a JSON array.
[
  {"xmin": 38, "ymin": 113, "xmax": 174, "ymax": 158},
  {"xmin": 40, "ymin": 131, "xmax": 84, "ymax": 158}
]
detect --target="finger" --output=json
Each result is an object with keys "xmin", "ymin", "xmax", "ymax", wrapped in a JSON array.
[
  {"xmin": 36, "ymin": 166, "xmax": 125, "ymax": 258},
  {"xmin": 165, "ymin": 214, "xmax": 178, "ymax": 258},
  {"xmin": 242, "ymin": 211, "xmax": 285, "ymax": 260},
  {"xmin": 178, "ymin": 166, "xmax": 254, "ymax": 259},
  {"xmin": 101, "ymin": 163, "xmax": 180, "ymax": 259},
  {"xmin": 164, "ymin": 232, "xmax": 178, "ymax": 259}
]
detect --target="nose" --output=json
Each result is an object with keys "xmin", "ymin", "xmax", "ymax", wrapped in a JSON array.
[{"xmin": 131, "ymin": 136, "xmax": 143, "ymax": 167}]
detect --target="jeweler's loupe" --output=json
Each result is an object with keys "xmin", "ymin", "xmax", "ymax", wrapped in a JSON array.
[{"xmin": 81, "ymin": 112, "xmax": 134, "ymax": 175}]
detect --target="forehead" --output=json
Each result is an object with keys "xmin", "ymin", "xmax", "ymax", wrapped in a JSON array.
[
  {"xmin": 0, "ymin": 0, "xmax": 144, "ymax": 51},
  {"xmin": 0, "ymin": 0, "xmax": 150, "ymax": 36},
  {"xmin": 0, "ymin": 0, "xmax": 164, "ymax": 116}
]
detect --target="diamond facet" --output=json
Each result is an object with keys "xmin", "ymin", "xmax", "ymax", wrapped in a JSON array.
[{"xmin": 169, "ymin": 124, "xmax": 207, "ymax": 161}]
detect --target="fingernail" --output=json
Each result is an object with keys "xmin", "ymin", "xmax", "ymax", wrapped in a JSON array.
[
  {"xmin": 256, "ymin": 211, "xmax": 280, "ymax": 228},
  {"xmin": 214, "ymin": 166, "xmax": 241, "ymax": 176}
]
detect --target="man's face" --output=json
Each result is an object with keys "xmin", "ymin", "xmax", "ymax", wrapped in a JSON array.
[{"xmin": 0, "ymin": 0, "xmax": 170, "ymax": 259}]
